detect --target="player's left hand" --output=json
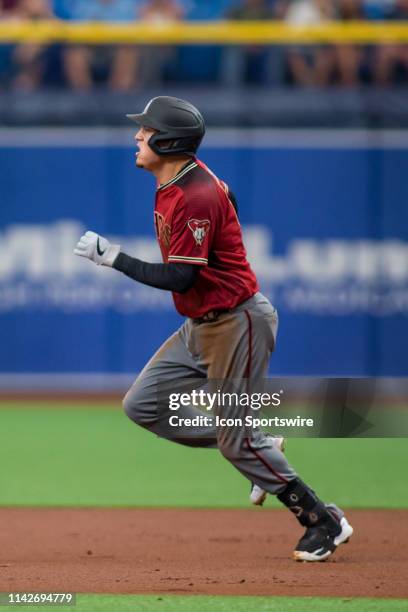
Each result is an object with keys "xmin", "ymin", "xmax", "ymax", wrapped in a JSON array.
[{"xmin": 74, "ymin": 230, "xmax": 121, "ymax": 267}]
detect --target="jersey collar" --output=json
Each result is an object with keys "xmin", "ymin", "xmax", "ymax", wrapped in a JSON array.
[{"xmin": 157, "ymin": 159, "xmax": 198, "ymax": 192}]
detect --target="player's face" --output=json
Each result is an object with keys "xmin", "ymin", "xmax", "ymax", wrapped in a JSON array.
[{"xmin": 134, "ymin": 126, "xmax": 162, "ymax": 171}]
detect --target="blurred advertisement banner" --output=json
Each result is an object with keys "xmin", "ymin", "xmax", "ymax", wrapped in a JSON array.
[
  {"xmin": 1, "ymin": 129, "xmax": 407, "ymax": 378},
  {"xmin": 0, "ymin": 221, "xmax": 407, "ymax": 316}
]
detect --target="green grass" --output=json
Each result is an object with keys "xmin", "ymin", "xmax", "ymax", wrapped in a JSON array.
[
  {"xmin": 0, "ymin": 403, "xmax": 407, "ymax": 508},
  {"xmin": 2, "ymin": 595, "xmax": 404, "ymax": 611}
]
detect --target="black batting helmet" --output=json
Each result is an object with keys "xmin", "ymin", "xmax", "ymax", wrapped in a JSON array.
[{"xmin": 126, "ymin": 96, "xmax": 205, "ymax": 157}]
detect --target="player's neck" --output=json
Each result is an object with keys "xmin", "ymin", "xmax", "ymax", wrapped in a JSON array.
[{"xmin": 154, "ymin": 157, "xmax": 193, "ymax": 187}]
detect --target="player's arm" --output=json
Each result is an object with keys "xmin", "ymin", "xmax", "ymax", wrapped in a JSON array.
[
  {"xmin": 113, "ymin": 252, "xmax": 199, "ymax": 293},
  {"xmin": 73, "ymin": 230, "xmax": 199, "ymax": 294}
]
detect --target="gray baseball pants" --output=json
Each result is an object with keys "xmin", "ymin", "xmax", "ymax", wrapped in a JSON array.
[{"xmin": 123, "ymin": 292, "xmax": 297, "ymax": 494}]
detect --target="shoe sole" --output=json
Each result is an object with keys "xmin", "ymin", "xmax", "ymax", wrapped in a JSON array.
[
  {"xmin": 293, "ymin": 517, "xmax": 354, "ymax": 562},
  {"xmin": 250, "ymin": 437, "xmax": 285, "ymax": 506},
  {"xmin": 293, "ymin": 548, "xmax": 332, "ymax": 562}
]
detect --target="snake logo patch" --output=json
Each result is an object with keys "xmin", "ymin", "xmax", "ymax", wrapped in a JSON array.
[{"xmin": 188, "ymin": 219, "xmax": 210, "ymax": 246}]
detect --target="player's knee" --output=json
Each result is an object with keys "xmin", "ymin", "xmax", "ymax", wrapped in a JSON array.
[
  {"xmin": 123, "ymin": 382, "xmax": 156, "ymax": 428},
  {"xmin": 123, "ymin": 389, "xmax": 143, "ymax": 425}
]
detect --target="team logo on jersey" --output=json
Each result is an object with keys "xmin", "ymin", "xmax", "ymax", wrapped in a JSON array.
[
  {"xmin": 154, "ymin": 211, "xmax": 171, "ymax": 249},
  {"xmin": 188, "ymin": 219, "xmax": 210, "ymax": 246}
]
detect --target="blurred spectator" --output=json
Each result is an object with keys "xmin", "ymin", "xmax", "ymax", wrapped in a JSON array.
[
  {"xmin": 372, "ymin": 0, "xmax": 408, "ymax": 85},
  {"xmin": 0, "ymin": 0, "xmax": 20, "ymax": 15},
  {"xmin": 286, "ymin": 0, "xmax": 364, "ymax": 86},
  {"xmin": 139, "ymin": 0, "xmax": 183, "ymax": 22},
  {"xmin": 0, "ymin": 1, "xmax": 17, "ymax": 87},
  {"xmin": 138, "ymin": 0, "xmax": 184, "ymax": 85},
  {"xmin": 285, "ymin": 0, "xmax": 337, "ymax": 86},
  {"xmin": 335, "ymin": 0, "xmax": 364, "ymax": 87},
  {"xmin": 1, "ymin": 0, "xmax": 406, "ymax": 92},
  {"xmin": 222, "ymin": 0, "xmax": 287, "ymax": 86},
  {"xmin": 171, "ymin": 0, "xmax": 225, "ymax": 84},
  {"xmin": 62, "ymin": 0, "xmax": 140, "ymax": 91},
  {"xmin": 2, "ymin": 0, "xmax": 55, "ymax": 90}
]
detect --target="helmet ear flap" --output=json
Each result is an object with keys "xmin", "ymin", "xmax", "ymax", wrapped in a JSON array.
[
  {"xmin": 147, "ymin": 132, "xmax": 173, "ymax": 156},
  {"xmin": 147, "ymin": 132, "xmax": 160, "ymax": 155},
  {"xmin": 148, "ymin": 132, "xmax": 201, "ymax": 157},
  {"xmin": 151, "ymin": 136, "xmax": 180, "ymax": 153}
]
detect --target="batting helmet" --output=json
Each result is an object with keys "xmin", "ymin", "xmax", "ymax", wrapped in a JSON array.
[{"xmin": 126, "ymin": 96, "xmax": 205, "ymax": 157}]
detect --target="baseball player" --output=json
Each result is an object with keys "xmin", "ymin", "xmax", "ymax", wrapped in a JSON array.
[{"xmin": 74, "ymin": 96, "xmax": 353, "ymax": 562}]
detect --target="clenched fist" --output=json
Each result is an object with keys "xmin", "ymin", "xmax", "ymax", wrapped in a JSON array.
[{"xmin": 74, "ymin": 230, "xmax": 121, "ymax": 267}]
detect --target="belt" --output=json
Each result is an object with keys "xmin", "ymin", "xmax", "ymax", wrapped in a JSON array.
[
  {"xmin": 193, "ymin": 308, "xmax": 230, "ymax": 324},
  {"xmin": 193, "ymin": 293, "xmax": 258, "ymax": 324}
]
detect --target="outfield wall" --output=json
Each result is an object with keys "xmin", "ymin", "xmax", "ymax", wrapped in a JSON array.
[{"xmin": 1, "ymin": 129, "xmax": 407, "ymax": 386}]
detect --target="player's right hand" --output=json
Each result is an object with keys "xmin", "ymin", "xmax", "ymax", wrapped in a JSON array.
[{"xmin": 73, "ymin": 230, "xmax": 121, "ymax": 267}]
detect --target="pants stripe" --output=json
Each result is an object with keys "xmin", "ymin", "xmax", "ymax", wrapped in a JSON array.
[
  {"xmin": 245, "ymin": 437, "xmax": 289, "ymax": 485},
  {"xmin": 244, "ymin": 309, "xmax": 252, "ymax": 379}
]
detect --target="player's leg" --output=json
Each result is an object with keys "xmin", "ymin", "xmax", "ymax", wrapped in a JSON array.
[
  {"xmin": 123, "ymin": 329, "xmax": 217, "ymax": 448},
  {"xmin": 198, "ymin": 293, "xmax": 295, "ymax": 493},
  {"xmin": 199, "ymin": 292, "xmax": 353, "ymax": 560}
]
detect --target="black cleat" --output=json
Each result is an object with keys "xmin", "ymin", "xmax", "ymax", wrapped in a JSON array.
[{"xmin": 293, "ymin": 516, "xmax": 353, "ymax": 562}]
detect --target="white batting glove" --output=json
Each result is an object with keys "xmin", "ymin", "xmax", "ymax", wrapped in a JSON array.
[{"xmin": 73, "ymin": 230, "xmax": 121, "ymax": 267}]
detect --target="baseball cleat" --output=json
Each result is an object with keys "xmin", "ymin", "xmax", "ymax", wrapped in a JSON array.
[
  {"xmin": 250, "ymin": 484, "xmax": 267, "ymax": 506},
  {"xmin": 293, "ymin": 516, "xmax": 354, "ymax": 562},
  {"xmin": 249, "ymin": 436, "xmax": 285, "ymax": 506},
  {"xmin": 326, "ymin": 503, "xmax": 354, "ymax": 546},
  {"xmin": 333, "ymin": 516, "xmax": 354, "ymax": 546}
]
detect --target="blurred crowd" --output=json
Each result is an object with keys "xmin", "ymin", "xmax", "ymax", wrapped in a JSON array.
[{"xmin": 0, "ymin": 0, "xmax": 407, "ymax": 90}]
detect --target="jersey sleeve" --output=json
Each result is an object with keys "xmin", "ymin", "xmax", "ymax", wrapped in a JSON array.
[{"xmin": 168, "ymin": 193, "xmax": 215, "ymax": 266}]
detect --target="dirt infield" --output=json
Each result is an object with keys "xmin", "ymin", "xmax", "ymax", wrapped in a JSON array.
[{"xmin": 1, "ymin": 508, "xmax": 407, "ymax": 598}]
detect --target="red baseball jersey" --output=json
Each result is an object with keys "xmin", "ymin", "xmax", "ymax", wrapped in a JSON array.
[{"xmin": 154, "ymin": 158, "xmax": 259, "ymax": 318}]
